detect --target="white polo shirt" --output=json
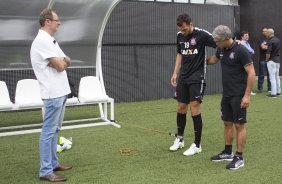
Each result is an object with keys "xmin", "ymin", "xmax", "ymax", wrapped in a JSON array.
[{"xmin": 30, "ymin": 29, "xmax": 71, "ymax": 99}]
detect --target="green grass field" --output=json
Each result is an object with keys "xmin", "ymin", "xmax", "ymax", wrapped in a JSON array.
[{"xmin": 0, "ymin": 91, "xmax": 282, "ymax": 184}]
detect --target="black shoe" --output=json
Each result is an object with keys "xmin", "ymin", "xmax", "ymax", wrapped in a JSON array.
[
  {"xmin": 266, "ymin": 94, "xmax": 277, "ymax": 98},
  {"xmin": 277, "ymin": 93, "xmax": 281, "ymax": 96},
  {"xmin": 226, "ymin": 155, "xmax": 244, "ymax": 170},
  {"xmin": 211, "ymin": 151, "xmax": 234, "ymax": 162}
]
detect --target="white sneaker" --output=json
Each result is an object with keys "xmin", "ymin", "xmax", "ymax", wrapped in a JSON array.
[
  {"xmin": 251, "ymin": 91, "xmax": 256, "ymax": 96},
  {"xmin": 169, "ymin": 138, "xmax": 184, "ymax": 151},
  {"xmin": 183, "ymin": 143, "xmax": 202, "ymax": 156}
]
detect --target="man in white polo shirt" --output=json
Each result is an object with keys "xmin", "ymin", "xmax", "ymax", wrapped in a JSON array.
[{"xmin": 30, "ymin": 8, "xmax": 72, "ymax": 182}]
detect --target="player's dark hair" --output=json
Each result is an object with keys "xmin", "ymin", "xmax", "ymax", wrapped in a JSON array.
[{"xmin": 177, "ymin": 13, "xmax": 192, "ymax": 27}]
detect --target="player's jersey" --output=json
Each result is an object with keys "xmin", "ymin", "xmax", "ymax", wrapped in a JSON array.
[{"xmin": 177, "ymin": 27, "xmax": 216, "ymax": 84}]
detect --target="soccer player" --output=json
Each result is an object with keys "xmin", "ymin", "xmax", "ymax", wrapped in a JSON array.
[
  {"xmin": 169, "ymin": 13, "xmax": 216, "ymax": 156},
  {"xmin": 207, "ymin": 25, "xmax": 255, "ymax": 170}
]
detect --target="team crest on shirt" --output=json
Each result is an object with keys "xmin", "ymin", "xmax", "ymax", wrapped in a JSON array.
[
  {"xmin": 229, "ymin": 52, "xmax": 235, "ymax": 59},
  {"xmin": 190, "ymin": 38, "xmax": 196, "ymax": 46}
]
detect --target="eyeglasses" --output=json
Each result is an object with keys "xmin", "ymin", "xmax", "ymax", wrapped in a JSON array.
[{"xmin": 48, "ymin": 18, "xmax": 60, "ymax": 23}]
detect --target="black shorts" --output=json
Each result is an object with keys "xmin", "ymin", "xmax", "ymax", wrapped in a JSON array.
[
  {"xmin": 176, "ymin": 80, "xmax": 205, "ymax": 104},
  {"xmin": 221, "ymin": 96, "xmax": 247, "ymax": 123}
]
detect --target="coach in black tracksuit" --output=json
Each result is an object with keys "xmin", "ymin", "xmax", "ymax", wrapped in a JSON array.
[
  {"xmin": 207, "ymin": 25, "xmax": 255, "ymax": 170},
  {"xmin": 169, "ymin": 13, "xmax": 216, "ymax": 156}
]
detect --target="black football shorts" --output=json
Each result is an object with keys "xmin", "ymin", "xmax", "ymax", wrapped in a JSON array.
[
  {"xmin": 176, "ymin": 80, "xmax": 205, "ymax": 104},
  {"xmin": 221, "ymin": 96, "xmax": 247, "ymax": 123}
]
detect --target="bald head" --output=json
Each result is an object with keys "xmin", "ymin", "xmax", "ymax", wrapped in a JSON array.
[{"xmin": 266, "ymin": 28, "xmax": 274, "ymax": 38}]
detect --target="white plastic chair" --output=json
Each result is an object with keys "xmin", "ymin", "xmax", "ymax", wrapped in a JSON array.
[
  {"xmin": 0, "ymin": 81, "xmax": 13, "ymax": 110},
  {"xmin": 78, "ymin": 76, "xmax": 109, "ymax": 103},
  {"xmin": 78, "ymin": 76, "xmax": 115, "ymax": 121},
  {"xmin": 14, "ymin": 79, "xmax": 44, "ymax": 109},
  {"xmin": 66, "ymin": 97, "xmax": 79, "ymax": 106}
]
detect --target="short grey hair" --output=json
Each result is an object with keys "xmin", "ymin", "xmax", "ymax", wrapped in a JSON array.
[{"xmin": 212, "ymin": 25, "xmax": 232, "ymax": 41}]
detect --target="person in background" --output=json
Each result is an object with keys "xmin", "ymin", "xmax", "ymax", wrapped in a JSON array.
[
  {"xmin": 257, "ymin": 27, "xmax": 271, "ymax": 93},
  {"xmin": 169, "ymin": 13, "xmax": 216, "ymax": 156},
  {"xmin": 207, "ymin": 25, "xmax": 255, "ymax": 170},
  {"xmin": 265, "ymin": 28, "xmax": 281, "ymax": 98},
  {"xmin": 240, "ymin": 31, "xmax": 255, "ymax": 55},
  {"xmin": 240, "ymin": 31, "xmax": 256, "ymax": 96},
  {"xmin": 30, "ymin": 8, "xmax": 72, "ymax": 182}
]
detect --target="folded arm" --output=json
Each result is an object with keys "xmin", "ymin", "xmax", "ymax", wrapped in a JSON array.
[{"xmin": 47, "ymin": 56, "xmax": 71, "ymax": 72}]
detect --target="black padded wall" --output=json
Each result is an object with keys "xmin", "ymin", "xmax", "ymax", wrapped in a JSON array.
[{"xmin": 102, "ymin": 1, "xmax": 237, "ymax": 102}]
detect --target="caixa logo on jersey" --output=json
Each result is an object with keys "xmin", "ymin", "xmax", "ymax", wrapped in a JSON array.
[{"xmin": 182, "ymin": 49, "xmax": 198, "ymax": 55}]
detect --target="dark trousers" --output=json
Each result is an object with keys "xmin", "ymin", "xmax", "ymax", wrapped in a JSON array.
[{"xmin": 258, "ymin": 60, "xmax": 271, "ymax": 91}]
